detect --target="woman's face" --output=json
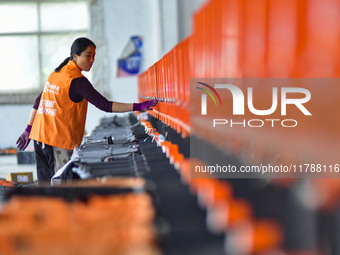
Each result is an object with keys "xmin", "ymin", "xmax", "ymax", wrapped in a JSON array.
[{"xmin": 73, "ymin": 45, "xmax": 96, "ymax": 71}]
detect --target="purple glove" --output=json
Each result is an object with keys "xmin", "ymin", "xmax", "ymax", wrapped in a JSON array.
[
  {"xmin": 16, "ymin": 125, "xmax": 32, "ymax": 151},
  {"xmin": 133, "ymin": 99, "xmax": 157, "ymax": 111}
]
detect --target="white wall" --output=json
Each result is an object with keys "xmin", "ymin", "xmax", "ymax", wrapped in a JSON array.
[
  {"xmin": 99, "ymin": 0, "xmax": 161, "ymax": 102},
  {"xmin": 177, "ymin": 0, "xmax": 208, "ymax": 41},
  {"xmin": 159, "ymin": 0, "xmax": 179, "ymax": 56}
]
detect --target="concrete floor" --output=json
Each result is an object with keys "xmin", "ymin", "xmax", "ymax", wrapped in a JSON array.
[{"xmin": 0, "ymin": 154, "xmax": 37, "ymax": 181}]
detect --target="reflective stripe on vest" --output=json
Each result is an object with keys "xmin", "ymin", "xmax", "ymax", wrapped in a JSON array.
[{"xmin": 30, "ymin": 61, "xmax": 88, "ymax": 150}]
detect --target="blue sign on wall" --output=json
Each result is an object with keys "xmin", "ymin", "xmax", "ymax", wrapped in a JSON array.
[{"xmin": 117, "ymin": 36, "xmax": 143, "ymax": 77}]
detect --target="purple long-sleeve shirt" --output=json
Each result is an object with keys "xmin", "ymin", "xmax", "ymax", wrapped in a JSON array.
[{"xmin": 33, "ymin": 77, "xmax": 113, "ymax": 112}]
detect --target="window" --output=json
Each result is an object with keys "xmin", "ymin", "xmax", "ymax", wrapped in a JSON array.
[{"xmin": 0, "ymin": 1, "xmax": 89, "ymax": 99}]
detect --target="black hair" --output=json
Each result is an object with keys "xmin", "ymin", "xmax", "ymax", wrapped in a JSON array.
[{"xmin": 55, "ymin": 37, "xmax": 96, "ymax": 72}]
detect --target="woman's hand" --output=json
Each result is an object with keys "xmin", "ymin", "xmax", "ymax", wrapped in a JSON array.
[
  {"xmin": 133, "ymin": 99, "xmax": 158, "ymax": 111},
  {"xmin": 16, "ymin": 125, "xmax": 32, "ymax": 151}
]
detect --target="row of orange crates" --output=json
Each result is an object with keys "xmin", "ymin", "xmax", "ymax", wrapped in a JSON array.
[
  {"xmin": 138, "ymin": 0, "xmax": 340, "ymax": 196},
  {"xmin": 137, "ymin": 0, "xmax": 340, "ymax": 253},
  {"xmin": 138, "ymin": 0, "xmax": 340, "ymax": 166},
  {"xmin": 138, "ymin": 36, "xmax": 191, "ymax": 138},
  {"xmin": 138, "ymin": 0, "xmax": 340, "ymax": 213}
]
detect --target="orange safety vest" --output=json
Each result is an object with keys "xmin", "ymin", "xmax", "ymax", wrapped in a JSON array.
[{"xmin": 30, "ymin": 61, "xmax": 88, "ymax": 150}]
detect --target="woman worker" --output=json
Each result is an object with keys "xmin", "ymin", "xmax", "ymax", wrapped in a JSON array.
[{"xmin": 16, "ymin": 37, "xmax": 157, "ymax": 182}]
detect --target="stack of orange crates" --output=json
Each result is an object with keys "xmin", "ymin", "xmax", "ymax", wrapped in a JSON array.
[{"xmin": 138, "ymin": 0, "xmax": 340, "ymax": 254}]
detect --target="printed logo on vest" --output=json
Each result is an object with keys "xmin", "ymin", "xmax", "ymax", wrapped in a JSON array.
[
  {"xmin": 43, "ymin": 81, "xmax": 60, "ymax": 95},
  {"xmin": 37, "ymin": 99, "xmax": 57, "ymax": 117}
]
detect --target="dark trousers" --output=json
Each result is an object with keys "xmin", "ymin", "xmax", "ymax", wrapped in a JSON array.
[{"xmin": 33, "ymin": 141, "xmax": 55, "ymax": 183}]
